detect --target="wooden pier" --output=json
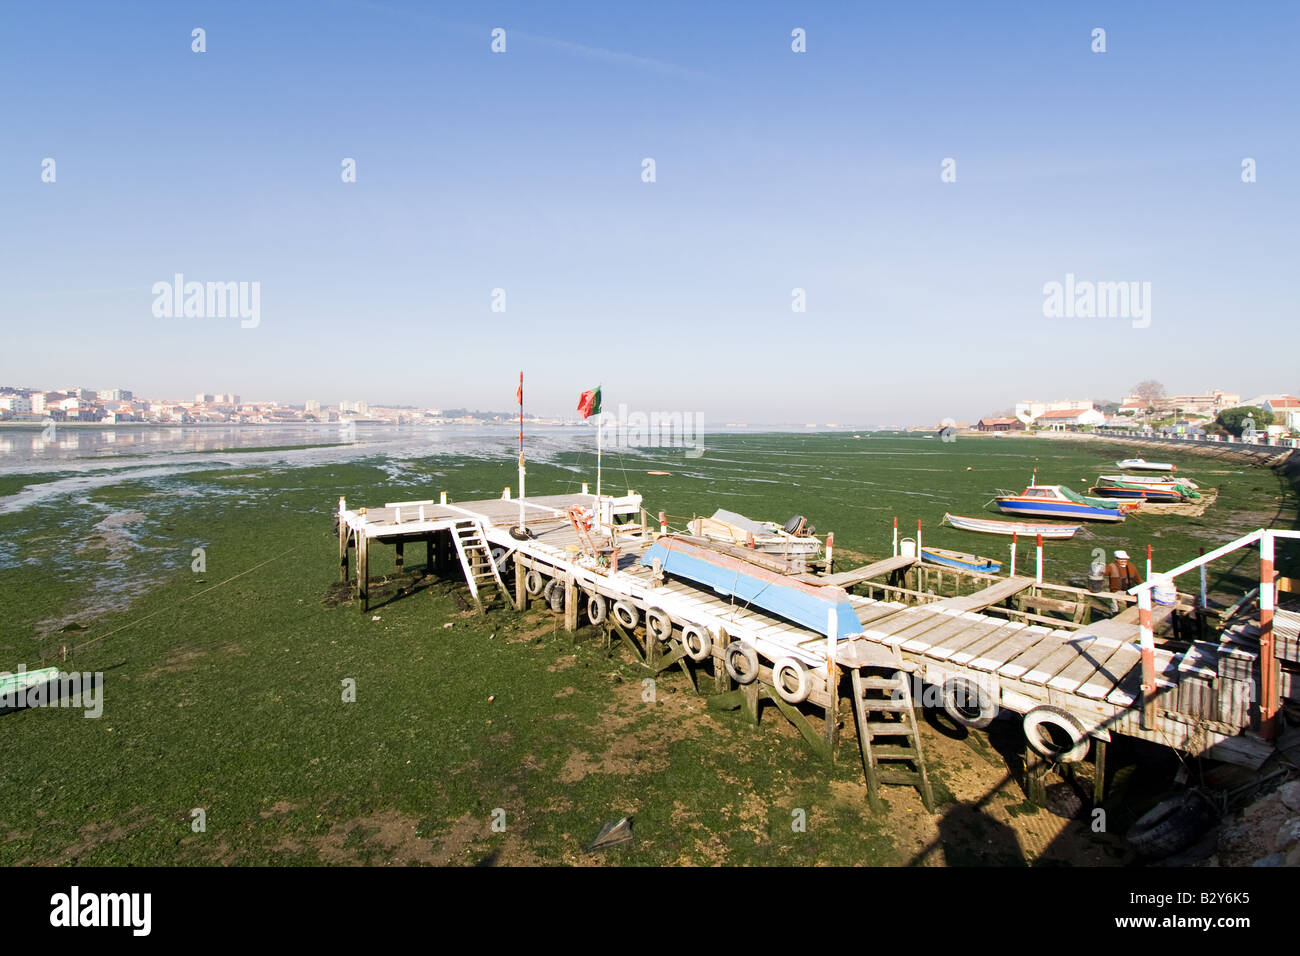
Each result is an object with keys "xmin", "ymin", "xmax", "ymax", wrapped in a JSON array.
[{"xmin": 335, "ymin": 489, "xmax": 1292, "ymax": 807}]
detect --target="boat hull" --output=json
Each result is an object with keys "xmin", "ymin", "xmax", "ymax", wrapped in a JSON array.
[
  {"xmin": 921, "ymin": 547, "xmax": 1001, "ymax": 573},
  {"xmin": 641, "ymin": 536, "xmax": 860, "ymax": 638},
  {"xmin": 995, "ymin": 498, "xmax": 1126, "ymax": 522},
  {"xmin": 1090, "ymin": 485, "xmax": 1182, "ymax": 503},
  {"xmin": 942, "ymin": 513, "xmax": 1079, "ymax": 539},
  {"xmin": 1116, "ymin": 459, "xmax": 1176, "ymax": 472}
]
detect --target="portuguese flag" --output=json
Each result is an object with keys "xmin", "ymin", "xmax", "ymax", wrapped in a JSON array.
[{"xmin": 577, "ymin": 386, "xmax": 602, "ymax": 419}]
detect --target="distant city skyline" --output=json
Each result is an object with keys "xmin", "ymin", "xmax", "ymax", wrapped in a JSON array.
[{"xmin": 2, "ymin": 3, "xmax": 1297, "ymax": 421}]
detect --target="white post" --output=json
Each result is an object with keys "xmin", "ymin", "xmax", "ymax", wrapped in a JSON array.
[
  {"xmin": 1138, "ymin": 587, "xmax": 1156, "ymax": 728},
  {"xmin": 418, "ymin": 505, "xmax": 425, "ymax": 522},
  {"xmin": 440, "ymin": 491, "xmax": 447, "ymax": 505},
  {"xmin": 892, "ymin": 517, "xmax": 898, "ymax": 558},
  {"xmin": 1010, "ymin": 532, "xmax": 1017, "ymax": 578},
  {"xmin": 518, "ymin": 453, "xmax": 526, "ymax": 533},
  {"xmin": 338, "ymin": 496, "xmax": 346, "ymax": 518},
  {"xmin": 581, "ymin": 482, "xmax": 589, "ymax": 495},
  {"xmin": 826, "ymin": 607, "xmax": 836, "ymax": 696},
  {"xmin": 1035, "ymin": 534, "xmax": 1043, "ymax": 585}
]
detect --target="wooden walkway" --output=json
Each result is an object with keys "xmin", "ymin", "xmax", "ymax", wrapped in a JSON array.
[{"xmin": 335, "ymin": 488, "xmax": 1258, "ymax": 779}]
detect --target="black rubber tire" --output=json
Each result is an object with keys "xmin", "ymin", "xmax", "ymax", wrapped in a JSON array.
[
  {"xmin": 941, "ymin": 677, "xmax": 998, "ymax": 729},
  {"xmin": 724, "ymin": 642, "xmax": 759, "ymax": 685},
  {"xmin": 1127, "ymin": 790, "xmax": 1216, "ymax": 859},
  {"xmin": 544, "ymin": 578, "xmax": 565, "ymax": 613},
  {"xmin": 1023, "ymin": 705, "xmax": 1091, "ymax": 763},
  {"xmin": 586, "ymin": 593, "xmax": 607, "ymax": 625},
  {"xmin": 646, "ymin": 608, "xmax": 673, "ymax": 643}
]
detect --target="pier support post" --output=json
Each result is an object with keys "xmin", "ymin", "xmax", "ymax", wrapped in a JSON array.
[
  {"xmin": 1092, "ymin": 738, "xmax": 1108, "ymax": 806},
  {"xmin": 426, "ymin": 533, "xmax": 434, "ymax": 574},
  {"xmin": 514, "ymin": 554, "xmax": 526, "ymax": 611},
  {"xmin": 741, "ymin": 681, "xmax": 760, "ymax": 725},
  {"xmin": 1138, "ymin": 588, "xmax": 1157, "ymax": 730},
  {"xmin": 395, "ymin": 540, "xmax": 404, "ymax": 574},
  {"xmin": 713, "ymin": 631, "xmax": 732, "ymax": 694},
  {"xmin": 563, "ymin": 574, "xmax": 578, "ymax": 632},
  {"xmin": 338, "ymin": 524, "xmax": 349, "ymax": 583},
  {"xmin": 357, "ymin": 531, "xmax": 370, "ymax": 613}
]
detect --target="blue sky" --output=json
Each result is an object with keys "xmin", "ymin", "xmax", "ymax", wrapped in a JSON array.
[{"xmin": 1, "ymin": 1, "xmax": 1296, "ymax": 423}]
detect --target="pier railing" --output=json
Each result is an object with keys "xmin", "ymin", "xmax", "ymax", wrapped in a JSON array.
[{"xmin": 1130, "ymin": 528, "xmax": 1300, "ymax": 736}]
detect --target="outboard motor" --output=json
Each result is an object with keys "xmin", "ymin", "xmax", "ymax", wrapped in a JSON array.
[{"xmin": 783, "ymin": 515, "xmax": 812, "ymax": 536}]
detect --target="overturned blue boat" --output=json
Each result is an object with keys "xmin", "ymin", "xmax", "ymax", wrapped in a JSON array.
[{"xmin": 640, "ymin": 535, "xmax": 861, "ymax": 638}]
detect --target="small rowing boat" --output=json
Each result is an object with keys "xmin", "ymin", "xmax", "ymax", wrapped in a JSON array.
[
  {"xmin": 1116, "ymin": 458, "xmax": 1176, "ymax": 472},
  {"xmin": 687, "ymin": 509, "xmax": 822, "ymax": 557},
  {"xmin": 994, "ymin": 484, "xmax": 1131, "ymax": 522},
  {"xmin": 921, "ymin": 546, "xmax": 1002, "ymax": 573},
  {"xmin": 942, "ymin": 513, "xmax": 1080, "ymax": 539},
  {"xmin": 1094, "ymin": 474, "xmax": 1200, "ymax": 502}
]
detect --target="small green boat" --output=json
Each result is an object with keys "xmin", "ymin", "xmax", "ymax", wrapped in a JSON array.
[{"xmin": 0, "ymin": 667, "xmax": 59, "ymax": 702}]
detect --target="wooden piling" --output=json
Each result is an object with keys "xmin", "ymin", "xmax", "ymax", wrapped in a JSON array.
[
  {"xmin": 563, "ymin": 574, "xmax": 578, "ymax": 632},
  {"xmin": 514, "ymin": 554, "xmax": 527, "ymax": 611}
]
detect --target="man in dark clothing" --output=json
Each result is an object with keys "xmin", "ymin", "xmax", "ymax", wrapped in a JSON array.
[{"xmin": 1106, "ymin": 549, "xmax": 1143, "ymax": 592}]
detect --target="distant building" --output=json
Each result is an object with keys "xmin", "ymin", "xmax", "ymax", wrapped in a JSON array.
[
  {"xmin": 1034, "ymin": 408, "xmax": 1106, "ymax": 430},
  {"xmin": 305, "ymin": 400, "xmax": 321, "ymax": 415},
  {"xmin": 1015, "ymin": 399, "xmax": 1094, "ymax": 422},
  {"xmin": 1151, "ymin": 390, "xmax": 1240, "ymax": 417},
  {"xmin": 0, "ymin": 394, "xmax": 32, "ymax": 414},
  {"xmin": 97, "ymin": 389, "xmax": 132, "ymax": 402},
  {"xmin": 1118, "ymin": 397, "xmax": 1151, "ymax": 416},
  {"xmin": 977, "ymin": 417, "xmax": 1025, "ymax": 432},
  {"xmin": 1263, "ymin": 397, "xmax": 1300, "ymax": 432}
]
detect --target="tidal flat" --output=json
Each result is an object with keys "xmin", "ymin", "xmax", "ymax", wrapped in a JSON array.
[{"xmin": 0, "ymin": 429, "xmax": 1294, "ymax": 865}]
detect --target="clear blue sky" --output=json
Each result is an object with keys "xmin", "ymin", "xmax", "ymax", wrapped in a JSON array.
[{"xmin": 1, "ymin": 1, "xmax": 1296, "ymax": 423}]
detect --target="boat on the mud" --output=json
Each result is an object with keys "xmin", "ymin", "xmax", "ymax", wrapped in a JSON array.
[
  {"xmin": 687, "ymin": 509, "xmax": 821, "ymax": 556},
  {"xmin": 641, "ymin": 535, "xmax": 860, "ymax": 637},
  {"xmin": 1093, "ymin": 475, "xmax": 1201, "ymax": 503},
  {"xmin": 942, "ymin": 513, "xmax": 1081, "ymax": 539},
  {"xmin": 1116, "ymin": 458, "xmax": 1176, "ymax": 472},
  {"xmin": 920, "ymin": 546, "xmax": 1002, "ymax": 573},
  {"xmin": 994, "ymin": 484, "xmax": 1131, "ymax": 522}
]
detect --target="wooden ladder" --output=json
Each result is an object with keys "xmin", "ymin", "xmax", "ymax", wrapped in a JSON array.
[
  {"xmin": 450, "ymin": 520, "xmax": 510, "ymax": 612},
  {"xmin": 849, "ymin": 650, "xmax": 934, "ymax": 813}
]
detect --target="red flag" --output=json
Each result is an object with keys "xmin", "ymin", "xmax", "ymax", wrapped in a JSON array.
[{"xmin": 577, "ymin": 386, "xmax": 602, "ymax": 419}]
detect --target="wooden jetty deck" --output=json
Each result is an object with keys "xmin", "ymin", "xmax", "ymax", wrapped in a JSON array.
[{"xmin": 335, "ymin": 489, "xmax": 1281, "ymax": 806}]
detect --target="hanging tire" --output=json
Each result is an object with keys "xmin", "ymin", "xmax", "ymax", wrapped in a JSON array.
[
  {"xmin": 772, "ymin": 657, "xmax": 811, "ymax": 704},
  {"xmin": 681, "ymin": 625, "xmax": 712, "ymax": 662},
  {"xmin": 725, "ymin": 642, "xmax": 760, "ymax": 685},
  {"xmin": 1023, "ymin": 706, "xmax": 1091, "ymax": 763},
  {"xmin": 544, "ymin": 578, "xmax": 565, "ymax": 613},
  {"xmin": 942, "ymin": 677, "xmax": 999, "ymax": 729},
  {"xmin": 646, "ymin": 607, "xmax": 673, "ymax": 643},
  {"xmin": 586, "ymin": 592, "xmax": 607, "ymax": 625},
  {"xmin": 524, "ymin": 569, "xmax": 545, "ymax": 597},
  {"xmin": 1126, "ymin": 790, "xmax": 1217, "ymax": 859},
  {"xmin": 612, "ymin": 601, "xmax": 639, "ymax": 630}
]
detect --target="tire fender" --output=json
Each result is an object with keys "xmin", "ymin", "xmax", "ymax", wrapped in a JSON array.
[
  {"xmin": 646, "ymin": 607, "xmax": 673, "ymax": 643},
  {"xmin": 724, "ymin": 641, "xmax": 760, "ymax": 685},
  {"xmin": 681, "ymin": 624, "xmax": 712, "ymax": 662},
  {"xmin": 586, "ymin": 592, "xmax": 607, "ymax": 625},
  {"xmin": 942, "ymin": 677, "xmax": 999, "ymax": 729},
  {"xmin": 524, "ymin": 569, "xmax": 545, "ymax": 597},
  {"xmin": 612, "ymin": 600, "xmax": 639, "ymax": 630},
  {"xmin": 543, "ymin": 577, "xmax": 565, "ymax": 613},
  {"xmin": 772, "ymin": 657, "xmax": 811, "ymax": 704},
  {"xmin": 1023, "ymin": 705, "xmax": 1090, "ymax": 763}
]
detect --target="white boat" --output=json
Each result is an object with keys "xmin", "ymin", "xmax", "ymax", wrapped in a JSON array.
[
  {"xmin": 1115, "ymin": 458, "xmax": 1176, "ymax": 472},
  {"xmin": 942, "ymin": 513, "xmax": 1080, "ymax": 539},
  {"xmin": 1102, "ymin": 473, "xmax": 1199, "ymax": 490},
  {"xmin": 687, "ymin": 509, "xmax": 822, "ymax": 556}
]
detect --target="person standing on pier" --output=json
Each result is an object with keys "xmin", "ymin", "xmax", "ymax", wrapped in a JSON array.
[{"xmin": 1106, "ymin": 549, "xmax": 1144, "ymax": 592}]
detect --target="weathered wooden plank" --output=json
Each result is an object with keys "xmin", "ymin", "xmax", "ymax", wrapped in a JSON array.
[
  {"xmin": 967, "ymin": 623, "xmax": 1050, "ymax": 672},
  {"xmin": 1046, "ymin": 636, "xmax": 1125, "ymax": 693},
  {"xmin": 937, "ymin": 576, "xmax": 1035, "ymax": 612},
  {"xmin": 998, "ymin": 632, "xmax": 1070, "ymax": 680},
  {"xmin": 925, "ymin": 614, "xmax": 1007, "ymax": 661},
  {"xmin": 951, "ymin": 622, "xmax": 1031, "ymax": 667}
]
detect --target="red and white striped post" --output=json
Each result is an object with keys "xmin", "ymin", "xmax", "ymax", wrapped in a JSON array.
[
  {"xmin": 659, "ymin": 511, "xmax": 667, "ymax": 534},
  {"xmin": 892, "ymin": 517, "xmax": 898, "ymax": 557},
  {"xmin": 826, "ymin": 532, "xmax": 834, "ymax": 573},
  {"xmin": 1035, "ymin": 533, "xmax": 1043, "ymax": 585},
  {"xmin": 1138, "ymin": 587, "xmax": 1157, "ymax": 729},
  {"xmin": 916, "ymin": 518, "xmax": 922, "ymax": 557},
  {"xmin": 1010, "ymin": 532, "xmax": 1017, "ymax": 577},
  {"xmin": 1260, "ymin": 533, "xmax": 1278, "ymax": 739},
  {"xmin": 1146, "ymin": 544, "xmax": 1153, "ymax": 581}
]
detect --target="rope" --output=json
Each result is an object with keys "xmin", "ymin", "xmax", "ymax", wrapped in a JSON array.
[{"xmin": 56, "ymin": 546, "xmax": 300, "ymax": 659}]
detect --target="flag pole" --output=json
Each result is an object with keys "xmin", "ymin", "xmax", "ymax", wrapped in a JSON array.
[
  {"xmin": 596, "ymin": 403, "xmax": 602, "ymax": 502},
  {"xmin": 517, "ymin": 371, "xmax": 526, "ymax": 535}
]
